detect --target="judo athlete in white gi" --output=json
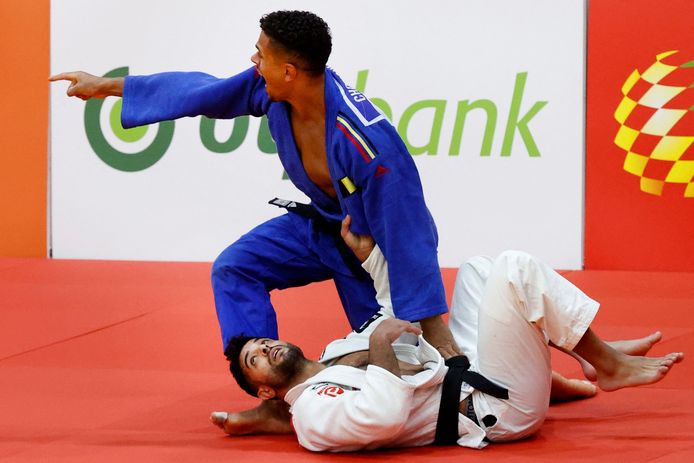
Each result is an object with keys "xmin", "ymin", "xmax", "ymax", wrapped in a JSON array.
[{"xmin": 211, "ymin": 223, "xmax": 684, "ymax": 451}]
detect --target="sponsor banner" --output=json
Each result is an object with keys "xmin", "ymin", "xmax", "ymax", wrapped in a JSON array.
[
  {"xmin": 51, "ymin": 0, "xmax": 585, "ymax": 268},
  {"xmin": 586, "ymin": 0, "xmax": 694, "ymax": 270}
]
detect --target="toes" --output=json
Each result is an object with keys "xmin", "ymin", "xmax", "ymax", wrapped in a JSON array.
[
  {"xmin": 581, "ymin": 381, "xmax": 598, "ymax": 396},
  {"xmin": 210, "ymin": 412, "xmax": 228, "ymax": 428},
  {"xmin": 581, "ymin": 365, "xmax": 598, "ymax": 382}
]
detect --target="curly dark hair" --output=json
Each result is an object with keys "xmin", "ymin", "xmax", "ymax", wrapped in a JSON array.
[
  {"xmin": 259, "ymin": 10, "xmax": 332, "ymax": 76},
  {"xmin": 224, "ymin": 335, "xmax": 258, "ymax": 397}
]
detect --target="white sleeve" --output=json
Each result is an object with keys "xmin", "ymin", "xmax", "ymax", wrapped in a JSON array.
[
  {"xmin": 361, "ymin": 245, "xmax": 395, "ymax": 318},
  {"xmin": 290, "ymin": 366, "xmax": 415, "ymax": 452},
  {"xmin": 319, "ymin": 245, "xmax": 416, "ymax": 364}
]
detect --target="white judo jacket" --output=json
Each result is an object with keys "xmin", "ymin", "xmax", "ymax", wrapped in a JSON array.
[{"xmin": 283, "ymin": 246, "xmax": 487, "ymax": 452}]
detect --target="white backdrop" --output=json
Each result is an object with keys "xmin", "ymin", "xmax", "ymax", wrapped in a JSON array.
[{"xmin": 50, "ymin": 0, "xmax": 586, "ymax": 268}]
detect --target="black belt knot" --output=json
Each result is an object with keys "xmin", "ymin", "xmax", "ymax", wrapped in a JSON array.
[{"xmin": 433, "ymin": 355, "xmax": 509, "ymax": 445}]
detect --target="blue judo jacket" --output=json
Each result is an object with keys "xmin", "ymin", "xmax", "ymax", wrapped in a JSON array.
[{"xmin": 121, "ymin": 67, "xmax": 447, "ymax": 323}]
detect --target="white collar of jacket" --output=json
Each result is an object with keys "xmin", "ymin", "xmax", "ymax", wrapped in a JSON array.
[
  {"xmin": 285, "ymin": 335, "xmax": 446, "ymax": 406},
  {"xmin": 318, "ymin": 309, "xmax": 416, "ymax": 364}
]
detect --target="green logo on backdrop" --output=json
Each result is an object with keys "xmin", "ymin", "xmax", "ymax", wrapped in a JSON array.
[
  {"xmin": 84, "ymin": 67, "xmax": 175, "ymax": 172},
  {"xmin": 354, "ymin": 70, "xmax": 547, "ymax": 157},
  {"xmin": 84, "ymin": 67, "xmax": 547, "ymax": 172}
]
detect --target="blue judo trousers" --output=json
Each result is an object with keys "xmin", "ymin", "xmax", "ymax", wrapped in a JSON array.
[{"xmin": 122, "ymin": 67, "xmax": 449, "ymax": 349}]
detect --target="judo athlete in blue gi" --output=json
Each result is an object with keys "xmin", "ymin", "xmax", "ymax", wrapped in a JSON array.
[{"xmin": 49, "ymin": 10, "xmax": 459, "ymax": 360}]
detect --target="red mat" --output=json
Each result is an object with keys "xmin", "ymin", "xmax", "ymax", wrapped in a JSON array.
[{"xmin": 1, "ymin": 258, "xmax": 692, "ymax": 462}]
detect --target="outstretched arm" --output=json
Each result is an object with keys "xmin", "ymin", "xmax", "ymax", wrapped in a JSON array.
[
  {"xmin": 51, "ymin": 67, "xmax": 269, "ymax": 127},
  {"xmin": 49, "ymin": 71, "xmax": 123, "ymax": 100}
]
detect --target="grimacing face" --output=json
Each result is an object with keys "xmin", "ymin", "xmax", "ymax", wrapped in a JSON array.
[
  {"xmin": 239, "ymin": 337, "xmax": 306, "ymax": 392},
  {"xmin": 250, "ymin": 31, "xmax": 293, "ymax": 101}
]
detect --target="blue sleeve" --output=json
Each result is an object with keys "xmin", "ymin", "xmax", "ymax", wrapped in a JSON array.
[
  {"xmin": 121, "ymin": 66, "xmax": 269, "ymax": 128},
  {"xmin": 349, "ymin": 123, "xmax": 448, "ymax": 322}
]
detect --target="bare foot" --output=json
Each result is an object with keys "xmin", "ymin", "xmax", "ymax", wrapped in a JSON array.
[
  {"xmin": 595, "ymin": 351, "xmax": 684, "ymax": 392},
  {"xmin": 610, "ymin": 331, "xmax": 663, "ymax": 356},
  {"xmin": 550, "ymin": 370, "xmax": 597, "ymax": 403},
  {"xmin": 580, "ymin": 332, "xmax": 662, "ymax": 381},
  {"xmin": 210, "ymin": 399, "xmax": 293, "ymax": 435}
]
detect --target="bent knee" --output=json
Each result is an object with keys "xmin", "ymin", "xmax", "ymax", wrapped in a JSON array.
[
  {"xmin": 485, "ymin": 250, "xmax": 543, "ymax": 298},
  {"xmin": 455, "ymin": 256, "xmax": 493, "ymax": 288},
  {"xmin": 492, "ymin": 250, "xmax": 541, "ymax": 278},
  {"xmin": 497, "ymin": 250, "xmax": 535, "ymax": 264},
  {"xmin": 211, "ymin": 245, "xmax": 253, "ymax": 283},
  {"xmin": 451, "ymin": 256, "xmax": 493, "ymax": 310}
]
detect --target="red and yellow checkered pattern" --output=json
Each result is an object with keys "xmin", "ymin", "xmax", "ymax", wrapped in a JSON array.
[{"xmin": 614, "ymin": 50, "xmax": 694, "ymax": 197}]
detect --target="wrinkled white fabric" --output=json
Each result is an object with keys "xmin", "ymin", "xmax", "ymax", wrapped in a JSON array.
[
  {"xmin": 286, "ymin": 247, "xmax": 599, "ymax": 451},
  {"xmin": 450, "ymin": 251, "xmax": 599, "ymax": 442}
]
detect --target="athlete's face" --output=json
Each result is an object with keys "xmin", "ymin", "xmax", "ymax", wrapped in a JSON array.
[
  {"xmin": 251, "ymin": 32, "xmax": 292, "ymax": 101},
  {"xmin": 239, "ymin": 337, "xmax": 306, "ymax": 392}
]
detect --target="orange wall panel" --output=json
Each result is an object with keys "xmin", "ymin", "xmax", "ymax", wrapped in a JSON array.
[
  {"xmin": 586, "ymin": 0, "xmax": 694, "ymax": 271},
  {"xmin": 0, "ymin": 0, "xmax": 49, "ymax": 257}
]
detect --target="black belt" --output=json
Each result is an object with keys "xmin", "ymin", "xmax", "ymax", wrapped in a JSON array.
[
  {"xmin": 268, "ymin": 198, "xmax": 368, "ymax": 281},
  {"xmin": 434, "ymin": 355, "xmax": 509, "ymax": 446}
]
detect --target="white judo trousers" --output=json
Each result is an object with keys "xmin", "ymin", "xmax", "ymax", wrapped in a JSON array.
[
  {"xmin": 287, "ymin": 249, "xmax": 600, "ymax": 451},
  {"xmin": 449, "ymin": 251, "xmax": 600, "ymax": 442}
]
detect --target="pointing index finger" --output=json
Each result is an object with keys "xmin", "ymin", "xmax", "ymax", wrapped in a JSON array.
[{"xmin": 48, "ymin": 72, "xmax": 77, "ymax": 82}]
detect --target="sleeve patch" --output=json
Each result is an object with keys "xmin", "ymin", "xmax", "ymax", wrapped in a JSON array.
[{"xmin": 335, "ymin": 81, "xmax": 386, "ymax": 127}]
